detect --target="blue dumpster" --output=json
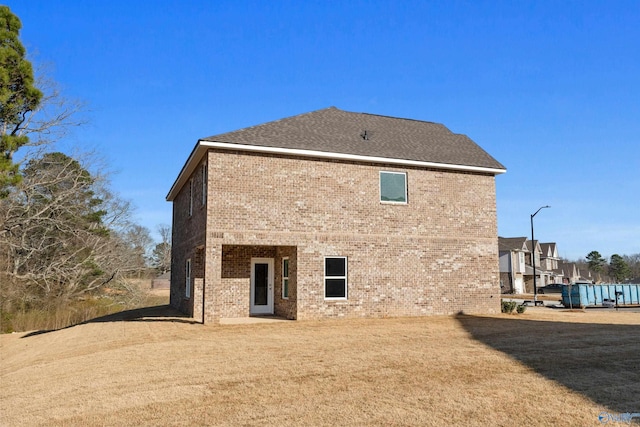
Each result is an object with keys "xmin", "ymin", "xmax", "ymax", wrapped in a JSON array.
[{"xmin": 561, "ymin": 283, "xmax": 640, "ymax": 308}]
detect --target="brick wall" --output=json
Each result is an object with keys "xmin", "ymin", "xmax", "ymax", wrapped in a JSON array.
[
  {"xmin": 274, "ymin": 246, "xmax": 297, "ymax": 320},
  {"xmin": 170, "ymin": 161, "xmax": 207, "ymax": 315},
  {"xmin": 179, "ymin": 149, "xmax": 501, "ymax": 321}
]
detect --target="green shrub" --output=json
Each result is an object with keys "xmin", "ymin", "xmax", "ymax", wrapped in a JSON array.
[
  {"xmin": 501, "ymin": 300, "xmax": 517, "ymax": 313},
  {"xmin": 516, "ymin": 304, "xmax": 527, "ymax": 314}
]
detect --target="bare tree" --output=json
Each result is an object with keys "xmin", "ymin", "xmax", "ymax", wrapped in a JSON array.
[
  {"xmin": 151, "ymin": 224, "xmax": 171, "ymax": 274},
  {"xmin": 623, "ymin": 254, "xmax": 640, "ymax": 281},
  {"xmin": 15, "ymin": 68, "xmax": 84, "ymax": 151},
  {"xmin": 0, "ymin": 8, "xmax": 156, "ymax": 327},
  {"xmin": 121, "ymin": 224, "xmax": 154, "ymax": 277},
  {"xmin": 0, "ymin": 152, "xmax": 137, "ymax": 307}
]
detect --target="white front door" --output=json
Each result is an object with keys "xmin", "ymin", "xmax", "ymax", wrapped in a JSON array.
[{"xmin": 250, "ymin": 258, "xmax": 274, "ymax": 315}]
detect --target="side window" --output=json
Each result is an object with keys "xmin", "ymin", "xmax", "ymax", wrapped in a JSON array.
[
  {"xmin": 380, "ymin": 171, "xmax": 407, "ymax": 203},
  {"xmin": 185, "ymin": 258, "xmax": 191, "ymax": 299},
  {"xmin": 325, "ymin": 257, "xmax": 347, "ymax": 299},
  {"xmin": 282, "ymin": 258, "xmax": 289, "ymax": 299}
]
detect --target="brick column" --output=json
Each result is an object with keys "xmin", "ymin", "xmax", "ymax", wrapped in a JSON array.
[
  {"xmin": 204, "ymin": 243, "xmax": 222, "ymax": 324},
  {"xmin": 193, "ymin": 278, "xmax": 204, "ymax": 323}
]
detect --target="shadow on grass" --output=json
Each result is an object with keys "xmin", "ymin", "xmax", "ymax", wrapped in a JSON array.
[
  {"xmin": 21, "ymin": 305, "xmax": 199, "ymax": 338},
  {"xmin": 455, "ymin": 314, "xmax": 640, "ymax": 415}
]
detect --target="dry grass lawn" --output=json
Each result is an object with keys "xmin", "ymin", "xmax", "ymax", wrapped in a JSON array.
[{"xmin": 1, "ymin": 306, "xmax": 639, "ymax": 426}]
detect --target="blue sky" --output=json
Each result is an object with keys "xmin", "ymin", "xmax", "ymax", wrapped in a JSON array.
[{"xmin": 9, "ymin": 0, "xmax": 640, "ymax": 260}]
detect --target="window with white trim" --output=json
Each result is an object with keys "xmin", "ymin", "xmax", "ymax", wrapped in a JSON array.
[
  {"xmin": 380, "ymin": 171, "xmax": 407, "ymax": 203},
  {"xmin": 282, "ymin": 258, "xmax": 289, "ymax": 299},
  {"xmin": 324, "ymin": 257, "xmax": 347, "ymax": 299},
  {"xmin": 185, "ymin": 258, "xmax": 191, "ymax": 299}
]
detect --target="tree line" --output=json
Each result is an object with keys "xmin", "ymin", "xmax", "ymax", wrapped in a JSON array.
[
  {"xmin": 578, "ymin": 251, "xmax": 640, "ymax": 284},
  {"xmin": 0, "ymin": 6, "xmax": 170, "ymax": 329}
]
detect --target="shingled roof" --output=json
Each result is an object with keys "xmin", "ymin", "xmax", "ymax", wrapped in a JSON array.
[
  {"xmin": 168, "ymin": 107, "xmax": 506, "ymax": 200},
  {"xmin": 498, "ymin": 237, "xmax": 529, "ymax": 252},
  {"xmin": 202, "ymin": 107, "xmax": 505, "ymax": 170}
]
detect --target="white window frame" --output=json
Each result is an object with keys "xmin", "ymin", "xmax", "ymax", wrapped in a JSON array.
[
  {"xmin": 201, "ymin": 163, "xmax": 207, "ymax": 206},
  {"xmin": 282, "ymin": 257, "xmax": 289, "ymax": 299},
  {"xmin": 185, "ymin": 258, "xmax": 191, "ymax": 299},
  {"xmin": 188, "ymin": 178, "xmax": 193, "ymax": 216},
  {"xmin": 324, "ymin": 256, "xmax": 347, "ymax": 300},
  {"xmin": 379, "ymin": 171, "xmax": 408, "ymax": 204}
]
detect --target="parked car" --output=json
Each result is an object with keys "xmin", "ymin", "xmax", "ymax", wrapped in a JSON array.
[{"xmin": 538, "ymin": 283, "xmax": 563, "ymax": 294}]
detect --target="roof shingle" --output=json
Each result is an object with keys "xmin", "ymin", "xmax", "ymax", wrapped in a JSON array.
[
  {"xmin": 498, "ymin": 237, "xmax": 529, "ymax": 252},
  {"xmin": 202, "ymin": 107, "xmax": 505, "ymax": 170}
]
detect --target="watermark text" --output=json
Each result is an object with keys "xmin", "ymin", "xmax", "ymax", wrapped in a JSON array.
[{"xmin": 599, "ymin": 411, "xmax": 640, "ymax": 424}]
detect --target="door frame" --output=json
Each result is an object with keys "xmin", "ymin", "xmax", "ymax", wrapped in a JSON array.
[{"xmin": 250, "ymin": 257, "xmax": 274, "ymax": 315}]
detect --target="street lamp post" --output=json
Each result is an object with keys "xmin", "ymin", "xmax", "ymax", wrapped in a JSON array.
[{"xmin": 531, "ymin": 205, "xmax": 550, "ymax": 305}]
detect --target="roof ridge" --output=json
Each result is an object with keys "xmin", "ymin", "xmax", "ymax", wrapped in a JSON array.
[
  {"xmin": 345, "ymin": 109, "xmax": 446, "ymax": 127},
  {"xmin": 204, "ymin": 107, "xmax": 340, "ymax": 140},
  {"xmin": 199, "ymin": 106, "xmax": 505, "ymax": 171}
]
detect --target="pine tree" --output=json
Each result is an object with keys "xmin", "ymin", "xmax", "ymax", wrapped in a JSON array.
[
  {"xmin": 0, "ymin": 6, "xmax": 43, "ymax": 195},
  {"xmin": 586, "ymin": 250, "xmax": 606, "ymax": 273},
  {"xmin": 609, "ymin": 254, "xmax": 631, "ymax": 284}
]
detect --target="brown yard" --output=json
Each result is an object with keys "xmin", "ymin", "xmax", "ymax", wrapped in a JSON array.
[{"xmin": 1, "ymin": 307, "xmax": 639, "ymax": 426}]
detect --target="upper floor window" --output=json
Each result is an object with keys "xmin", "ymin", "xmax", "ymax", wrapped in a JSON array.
[{"xmin": 380, "ymin": 171, "xmax": 407, "ymax": 203}]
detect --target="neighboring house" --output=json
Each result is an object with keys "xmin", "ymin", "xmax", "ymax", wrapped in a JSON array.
[
  {"xmin": 500, "ymin": 237, "xmax": 608, "ymax": 291},
  {"xmin": 500, "ymin": 238, "xmax": 567, "ymax": 293},
  {"xmin": 540, "ymin": 242, "xmax": 562, "ymax": 284},
  {"xmin": 539, "ymin": 243, "xmax": 560, "ymax": 271},
  {"xmin": 580, "ymin": 270, "xmax": 596, "ymax": 283},
  {"xmin": 556, "ymin": 262, "xmax": 580, "ymax": 284},
  {"xmin": 167, "ymin": 107, "xmax": 506, "ymax": 323},
  {"xmin": 498, "ymin": 237, "xmax": 529, "ymax": 294},
  {"xmin": 523, "ymin": 240, "xmax": 547, "ymax": 291}
]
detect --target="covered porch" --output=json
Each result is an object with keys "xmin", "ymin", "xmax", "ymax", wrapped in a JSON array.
[{"xmin": 211, "ymin": 244, "xmax": 297, "ymax": 321}]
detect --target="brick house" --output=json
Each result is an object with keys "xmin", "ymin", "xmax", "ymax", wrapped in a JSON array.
[{"xmin": 167, "ymin": 107, "xmax": 506, "ymax": 323}]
